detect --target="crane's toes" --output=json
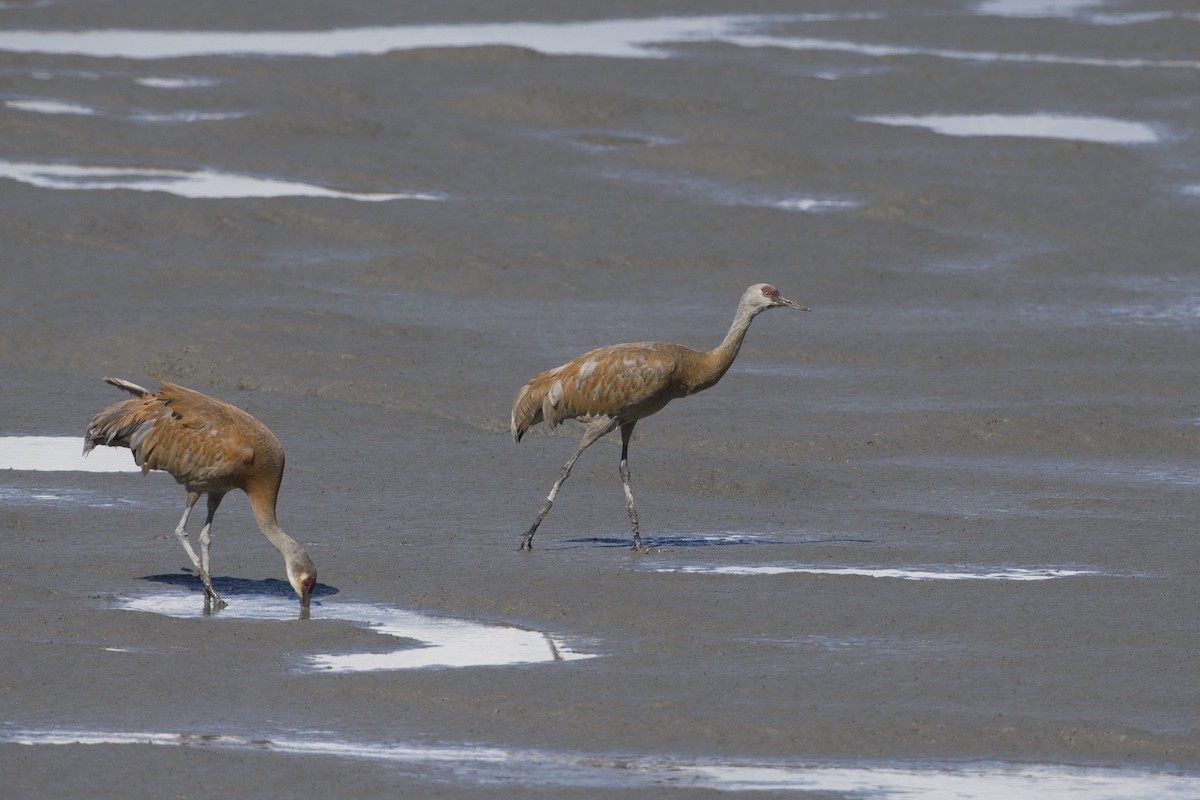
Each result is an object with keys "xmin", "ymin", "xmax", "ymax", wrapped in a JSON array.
[{"xmin": 204, "ymin": 592, "xmax": 228, "ymax": 610}]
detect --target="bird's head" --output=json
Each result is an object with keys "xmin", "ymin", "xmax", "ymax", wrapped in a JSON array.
[
  {"xmin": 287, "ymin": 555, "xmax": 318, "ymax": 609},
  {"xmin": 745, "ymin": 283, "xmax": 809, "ymax": 313}
]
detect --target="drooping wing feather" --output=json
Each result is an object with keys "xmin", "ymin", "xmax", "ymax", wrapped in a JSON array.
[
  {"xmin": 511, "ymin": 343, "xmax": 687, "ymax": 441},
  {"xmin": 84, "ymin": 378, "xmax": 265, "ymax": 490}
]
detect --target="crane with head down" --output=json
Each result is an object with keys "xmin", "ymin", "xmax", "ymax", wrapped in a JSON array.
[{"xmin": 85, "ymin": 377, "xmax": 316, "ymax": 610}]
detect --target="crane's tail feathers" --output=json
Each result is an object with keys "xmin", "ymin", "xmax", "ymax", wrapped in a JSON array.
[
  {"xmin": 511, "ymin": 382, "xmax": 535, "ymax": 443},
  {"xmin": 511, "ymin": 378, "xmax": 550, "ymax": 443},
  {"xmin": 102, "ymin": 376, "xmax": 151, "ymax": 397},
  {"xmin": 84, "ymin": 379, "xmax": 158, "ymax": 471}
]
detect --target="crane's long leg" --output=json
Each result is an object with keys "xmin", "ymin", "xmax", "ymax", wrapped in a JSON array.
[
  {"xmin": 521, "ymin": 418, "xmax": 618, "ymax": 551},
  {"xmin": 618, "ymin": 422, "xmax": 647, "ymax": 552},
  {"xmin": 198, "ymin": 492, "xmax": 226, "ymax": 576},
  {"xmin": 174, "ymin": 490, "xmax": 226, "ymax": 609}
]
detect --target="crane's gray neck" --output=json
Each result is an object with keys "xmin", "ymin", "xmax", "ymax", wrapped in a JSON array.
[
  {"xmin": 250, "ymin": 494, "xmax": 311, "ymax": 570},
  {"xmin": 693, "ymin": 301, "xmax": 760, "ymax": 392}
]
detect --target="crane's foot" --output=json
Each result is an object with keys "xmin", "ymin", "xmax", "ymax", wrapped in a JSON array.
[
  {"xmin": 202, "ymin": 592, "xmax": 228, "ymax": 612},
  {"xmin": 519, "ymin": 532, "xmax": 535, "ymax": 552},
  {"xmin": 630, "ymin": 528, "xmax": 650, "ymax": 553},
  {"xmin": 197, "ymin": 573, "xmax": 227, "ymax": 609}
]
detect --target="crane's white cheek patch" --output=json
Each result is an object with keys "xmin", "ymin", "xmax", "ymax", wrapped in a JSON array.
[
  {"xmin": 117, "ymin": 592, "xmax": 596, "ymax": 672},
  {"xmin": 0, "ymin": 436, "xmax": 142, "ymax": 472}
]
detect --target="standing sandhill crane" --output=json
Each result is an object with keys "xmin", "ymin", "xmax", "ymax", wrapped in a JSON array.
[
  {"xmin": 84, "ymin": 377, "xmax": 316, "ymax": 610},
  {"xmin": 511, "ymin": 283, "xmax": 808, "ymax": 552}
]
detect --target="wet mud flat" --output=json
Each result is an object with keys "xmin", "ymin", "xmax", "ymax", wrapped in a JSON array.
[{"xmin": 2, "ymin": 0, "xmax": 1200, "ymax": 797}]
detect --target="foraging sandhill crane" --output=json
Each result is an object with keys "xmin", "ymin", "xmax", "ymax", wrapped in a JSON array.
[
  {"xmin": 84, "ymin": 377, "xmax": 316, "ymax": 610},
  {"xmin": 511, "ymin": 283, "xmax": 808, "ymax": 552}
]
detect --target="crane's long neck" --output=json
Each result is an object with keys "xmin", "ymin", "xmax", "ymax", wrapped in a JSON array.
[
  {"xmin": 692, "ymin": 301, "xmax": 759, "ymax": 393},
  {"xmin": 248, "ymin": 482, "xmax": 310, "ymax": 566}
]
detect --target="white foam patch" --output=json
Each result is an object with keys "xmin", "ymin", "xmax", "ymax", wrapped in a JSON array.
[
  {"xmin": 657, "ymin": 565, "xmax": 1103, "ymax": 581},
  {"xmin": 1088, "ymin": 12, "xmax": 1200, "ymax": 25},
  {"xmin": 6, "ymin": 729, "xmax": 1198, "ymax": 797},
  {"xmin": 689, "ymin": 763, "xmax": 1200, "ymax": 797},
  {"xmin": 973, "ymin": 0, "xmax": 1102, "ymax": 17},
  {"xmin": 118, "ymin": 592, "xmax": 594, "ymax": 672},
  {"xmin": 1, "ymin": 15, "xmax": 1193, "ymax": 71},
  {"xmin": 858, "ymin": 114, "xmax": 1159, "ymax": 144},
  {"xmin": 722, "ymin": 32, "xmax": 1200, "ymax": 71},
  {"xmin": 0, "ymin": 161, "xmax": 441, "ymax": 201},
  {"xmin": 5, "ymin": 98, "xmax": 97, "ymax": 115},
  {"xmin": 133, "ymin": 76, "xmax": 218, "ymax": 89},
  {"xmin": 0, "ymin": 16, "xmax": 771, "ymax": 60},
  {"xmin": 0, "ymin": 436, "xmax": 142, "ymax": 472},
  {"xmin": 129, "ymin": 109, "xmax": 247, "ymax": 123},
  {"xmin": 973, "ymin": 0, "xmax": 1200, "ymax": 24},
  {"xmin": 768, "ymin": 197, "xmax": 860, "ymax": 212},
  {"xmin": 3, "ymin": 98, "xmax": 242, "ymax": 122}
]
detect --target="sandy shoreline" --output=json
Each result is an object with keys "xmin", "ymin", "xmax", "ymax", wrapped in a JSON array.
[{"xmin": 1, "ymin": 2, "xmax": 1198, "ymax": 796}]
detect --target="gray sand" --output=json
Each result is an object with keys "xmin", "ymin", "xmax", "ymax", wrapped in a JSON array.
[{"xmin": 1, "ymin": 1, "xmax": 1198, "ymax": 796}]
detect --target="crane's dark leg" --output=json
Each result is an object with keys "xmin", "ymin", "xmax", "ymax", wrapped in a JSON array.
[
  {"xmin": 174, "ymin": 490, "xmax": 226, "ymax": 609},
  {"xmin": 521, "ymin": 418, "xmax": 617, "ymax": 551},
  {"xmin": 619, "ymin": 422, "xmax": 647, "ymax": 552}
]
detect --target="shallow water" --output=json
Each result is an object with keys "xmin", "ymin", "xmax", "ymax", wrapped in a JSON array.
[
  {"xmin": 119, "ymin": 591, "xmax": 593, "ymax": 671},
  {"xmin": 0, "ymin": 161, "xmax": 441, "ymax": 200},
  {"xmin": 5, "ymin": 729, "xmax": 1198, "ymax": 798},
  {"xmin": 0, "ymin": 436, "xmax": 141, "ymax": 472},
  {"xmin": 652, "ymin": 564, "xmax": 1107, "ymax": 580},
  {"xmin": 857, "ymin": 114, "xmax": 1160, "ymax": 144}
]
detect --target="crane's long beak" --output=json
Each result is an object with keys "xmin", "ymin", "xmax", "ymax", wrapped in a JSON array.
[{"xmin": 780, "ymin": 295, "xmax": 810, "ymax": 311}]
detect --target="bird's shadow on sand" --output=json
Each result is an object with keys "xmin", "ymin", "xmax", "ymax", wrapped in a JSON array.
[{"xmin": 142, "ymin": 571, "xmax": 339, "ymax": 600}]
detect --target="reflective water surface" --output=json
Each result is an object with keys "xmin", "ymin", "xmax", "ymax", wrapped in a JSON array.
[
  {"xmin": 0, "ymin": 161, "xmax": 441, "ymax": 201},
  {"xmin": 118, "ymin": 591, "xmax": 594, "ymax": 672},
  {"xmin": 858, "ymin": 114, "xmax": 1160, "ymax": 144},
  {"xmin": 0, "ymin": 436, "xmax": 141, "ymax": 472},
  {"xmin": 6, "ymin": 729, "xmax": 1198, "ymax": 798},
  {"xmin": 652, "ymin": 564, "xmax": 1107, "ymax": 580}
]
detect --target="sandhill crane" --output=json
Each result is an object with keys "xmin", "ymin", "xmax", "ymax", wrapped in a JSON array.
[
  {"xmin": 84, "ymin": 377, "xmax": 316, "ymax": 610},
  {"xmin": 511, "ymin": 283, "xmax": 808, "ymax": 552}
]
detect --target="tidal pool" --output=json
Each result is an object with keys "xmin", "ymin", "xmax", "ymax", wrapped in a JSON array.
[{"xmin": 118, "ymin": 591, "xmax": 595, "ymax": 672}]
